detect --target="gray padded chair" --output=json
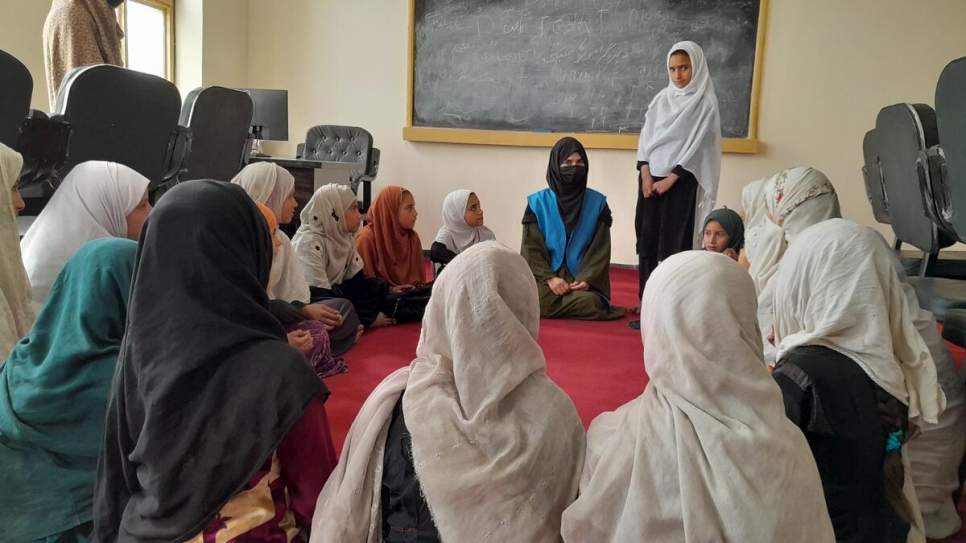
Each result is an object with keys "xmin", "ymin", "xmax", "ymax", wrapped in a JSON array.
[
  {"xmin": 865, "ymin": 125, "xmax": 966, "ymax": 278},
  {"xmin": 298, "ymin": 125, "xmax": 379, "ymax": 212},
  {"xmin": 55, "ymin": 64, "xmax": 189, "ymax": 194},
  {"xmin": 932, "ymin": 57, "xmax": 966, "ymax": 342},
  {"xmin": 178, "ymin": 86, "xmax": 254, "ymax": 182},
  {"xmin": 876, "ymin": 103, "xmax": 966, "ymax": 319},
  {"xmin": 862, "ymin": 129, "xmax": 890, "ymax": 226}
]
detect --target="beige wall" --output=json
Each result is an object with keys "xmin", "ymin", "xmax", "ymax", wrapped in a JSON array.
[
  {"xmin": 201, "ymin": 0, "xmax": 249, "ymax": 89},
  {"xmin": 246, "ymin": 0, "xmax": 966, "ymax": 264},
  {"xmin": 1, "ymin": 0, "xmax": 248, "ymax": 108},
  {"xmin": 174, "ymin": 0, "xmax": 251, "ymax": 97},
  {"xmin": 6, "ymin": 1, "xmax": 966, "ymax": 264},
  {"xmin": 3, "ymin": 0, "xmax": 55, "ymax": 111}
]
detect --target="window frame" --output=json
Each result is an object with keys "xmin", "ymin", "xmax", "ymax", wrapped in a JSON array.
[{"xmin": 118, "ymin": 0, "xmax": 175, "ymax": 82}]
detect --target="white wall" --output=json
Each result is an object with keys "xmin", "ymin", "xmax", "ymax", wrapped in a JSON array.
[{"xmin": 245, "ymin": 0, "xmax": 966, "ymax": 264}]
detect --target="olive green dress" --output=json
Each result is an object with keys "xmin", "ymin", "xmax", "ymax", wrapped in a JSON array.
[{"xmin": 522, "ymin": 220, "xmax": 625, "ymax": 320}]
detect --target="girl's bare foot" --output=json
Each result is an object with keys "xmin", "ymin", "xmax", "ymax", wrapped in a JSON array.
[
  {"xmin": 371, "ymin": 312, "xmax": 396, "ymax": 328},
  {"xmin": 355, "ymin": 325, "xmax": 365, "ymax": 341}
]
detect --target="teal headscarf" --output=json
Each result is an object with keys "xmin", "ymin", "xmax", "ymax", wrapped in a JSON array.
[{"xmin": 0, "ymin": 238, "xmax": 137, "ymax": 541}]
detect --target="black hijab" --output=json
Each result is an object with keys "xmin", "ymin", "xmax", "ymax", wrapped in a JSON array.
[
  {"xmin": 704, "ymin": 207, "xmax": 745, "ymax": 252},
  {"xmin": 545, "ymin": 137, "xmax": 590, "ymax": 233},
  {"xmin": 94, "ymin": 181, "xmax": 327, "ymax": 542}
]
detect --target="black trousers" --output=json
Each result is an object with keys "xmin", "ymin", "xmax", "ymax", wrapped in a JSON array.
[
  {"xmin": 635, "ymin": 170, "xmax": 697, "ymax": 298},
  {"xmin": 311, "ymin": 273, "xmax": 389, "ymax": 328}
]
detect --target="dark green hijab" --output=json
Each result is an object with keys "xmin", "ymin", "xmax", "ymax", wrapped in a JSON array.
[
  {"xmin": 0, "ymin": 238, "xmax": 136, "ymax": 541},
  {"xmin": 704, "ymin": 208, "xmax": 745, "ymax": 252}
]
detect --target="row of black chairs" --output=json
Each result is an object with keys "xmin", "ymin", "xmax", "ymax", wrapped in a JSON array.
[
  {"xmin": 862, "ymin": 56, "xmax": 966, "ymax": 345},
  {"xmin": 0, "ymin": 49, "xmax": 379, "ymax": 222}
]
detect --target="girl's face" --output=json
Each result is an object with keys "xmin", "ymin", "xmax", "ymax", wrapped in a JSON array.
[
  {"xmin": 668, "ymin": 52, "xmax": 693, "ymax": 89},
  {"xmin": 560, "ymin": 152, "xmax": 586, "ymax": 168},
  {"xmin": 281, "ymin": 189, "xmax": 298, "ymax": 224},
  {"xmin": 464, "ymin": 192, "xmax": 484, "ymax": 228},
  {"xmin": 703, "ymin": 220, "xmax": 730, "ymax": 253},
  {"xmin": 125, "ymin": 190, "xmax": 152, "ymax": 240},
  {"xmin": 11, "ymin": 186, "xmax": 25, "ymax": 215},
  {"xmin": 398, "ymin": 192, "xmax": 418, "ymax": 230},
  {"xmin": 344, "ymin": 200, "xmax": 363, "ymax": 233}
]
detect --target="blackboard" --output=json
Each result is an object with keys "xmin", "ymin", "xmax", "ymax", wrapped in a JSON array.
[{"xmin": 404, "ymin": 0, "xmax": 767, "ymax": 152}]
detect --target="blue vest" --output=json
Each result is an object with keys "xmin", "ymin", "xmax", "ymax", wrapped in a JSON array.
[{"xmin": 527, "ymin": 188, "xmax": 607, "ymax": 277}]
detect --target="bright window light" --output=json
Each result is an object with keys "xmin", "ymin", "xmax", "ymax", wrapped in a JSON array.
[{"xmin": 125, "ymin": 1, "xmax": 166, "ymax": 79}]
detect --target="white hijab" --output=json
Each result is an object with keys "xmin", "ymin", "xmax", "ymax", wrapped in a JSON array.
[
  {"xmin": 231, "ymin": 162, "xmax": 311, "ymax": 303},
  {"xmin": 773, "ymin": 219, "xmax": 946, "ymax": 425},
  {"xmin": 0, "ymin": 144, "xmax": 33, "ymax": 363},
  {"xmin": 561, "ymin": 251, "xmax": 834, "ymax": 543},
  {"xmin": 741, "ymin": 177, "xmax": 769, "ymax": 230},
  {"xmin": 20, "ymin": 161, "xmax": 147, "ymax": 312},
  {"xmin": 291, "ymin": 184, "xmax": 364, "ymax": 289},
  {"xmin": 746, "ymin": 167, "xmax": 840, "ymax": 295},
  {"xmin": 432, "ymin": 190, "xmax": 495, "ymax": 254},
  {"xmin": 637, "ymin": 40, "xmax": 722, "ymax": 249},
  {"xmin": 745, "ymin": 167, "xmax": 840, "ymax": 366},
  {"xmin": 312, "ymin": 241, "xmax": 585, "ymax": 543}
]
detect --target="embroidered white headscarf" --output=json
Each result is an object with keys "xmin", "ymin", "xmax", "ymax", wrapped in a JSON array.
[
  {"xmin": 0, "ymin": 144, "xmax": 32, "ymax": 363},
  {"xmin": 231, "ymin": 162, "xmax": 311, "ymax": 303},
  {"xmin": 561, "ymin": 251, "xmax": 834, "ymax": 543},
  {"xmin": 744, "ymin": 167, "xmax": 840, "ymax": 365},
  {"xmin": 291, "ymin": 184, "xmax": 364, "ymax": 290},
  {"xmin": 311, "ymin": 241, "xmax": 585, "ymax": 542},
  {"xmin": 773, "ymin": 219, "xmax": 946, "ymax": 425},
  {"xmin": 20, "ymin": 161, "xmax": 148, "ymax": 312},
  {"xmin": 637, "ymin": 40, "xmax": 722, "ymax": 249},
  {"xmin": 433, "ymin": 190, "xmax": 495, "ymax": 254}
]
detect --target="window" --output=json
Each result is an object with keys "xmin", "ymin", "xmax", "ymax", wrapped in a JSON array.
[{"xmin": 118, "ymin": 0, "xmax": 175, "ymax": 81}]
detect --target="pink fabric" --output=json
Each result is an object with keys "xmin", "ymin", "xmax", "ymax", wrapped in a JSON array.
[{"xmin": 284, "ymin": 321, "xmax": 347, "ymax": 379}]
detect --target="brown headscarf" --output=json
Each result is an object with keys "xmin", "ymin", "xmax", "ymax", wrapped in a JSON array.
[
  {"xmin": 355, "ymin": 186, "xmax": 426, "ymax": 287},
  {"xmin": 44, "ymin": 0, "xmax": 125, "ymax": 110}
]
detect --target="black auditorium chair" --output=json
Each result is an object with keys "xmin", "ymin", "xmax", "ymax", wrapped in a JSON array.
[
  {"xmin": 55, "ymin": 64, "xmax": 189, "ymax": 197},
  {"xmin": 875, "ymin": 103, "xmax": 966, "ymax": 319},
  {"xmin": 0, "ymin": 50, "xmax": 32, "ymax": 149},
  {"xmin": 178, "ymin": 86, "xmax": 254, "ymax": 182},
  {"xmin": 0, "ymin": 50, "xmax": 71, "ymax": 235}
]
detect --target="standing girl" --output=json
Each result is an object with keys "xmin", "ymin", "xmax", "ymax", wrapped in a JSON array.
[{"xmin": 635, "ymin": 40, "xmax": 721, "ymax": 297}]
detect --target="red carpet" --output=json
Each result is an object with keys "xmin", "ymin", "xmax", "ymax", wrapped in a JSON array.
[
  {"xmin": 323, "ymin": 266, "xmax": 966, "ymax": 543},
  {"xmin": 324, "ymin": 267, "xmax": 645, "ymax": 447}
]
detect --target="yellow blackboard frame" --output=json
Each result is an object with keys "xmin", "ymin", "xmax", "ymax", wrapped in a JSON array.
[{"xmin": 404, "ymin": 0, "xmax": 768, "ymax": 153}]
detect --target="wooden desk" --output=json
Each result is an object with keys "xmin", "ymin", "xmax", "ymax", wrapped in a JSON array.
[{"xmin": 249, "ymin": 156, "xmax": 362, "ymax": 235}]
